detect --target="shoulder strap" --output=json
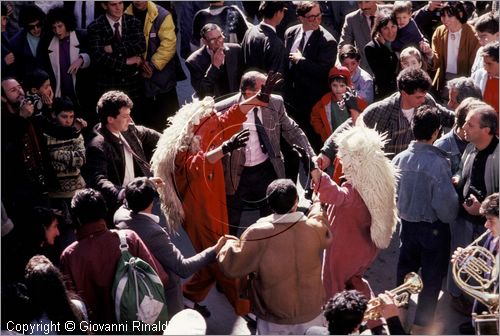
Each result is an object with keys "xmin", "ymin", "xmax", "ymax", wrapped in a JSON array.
[{"xmin": 117, "ymin": 230, "xmax": 129, "ymax": 252}]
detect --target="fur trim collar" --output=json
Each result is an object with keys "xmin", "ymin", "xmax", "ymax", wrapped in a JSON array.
[
  {"xmin": 151, "ymin": 97, "xmax": 215, "ymax": 233},
  {"xmin": 334, "ymin": 126, "xmax": 399, "ymax": 249}
]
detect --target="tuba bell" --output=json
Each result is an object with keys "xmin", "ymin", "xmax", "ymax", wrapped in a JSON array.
[
  {"xmin": 363, "ymin": 272, "xmax": 423, "ymax": 321},
  {"xmin": 452, "ymin": 230, "xmax": 499, "ymax": 334}
]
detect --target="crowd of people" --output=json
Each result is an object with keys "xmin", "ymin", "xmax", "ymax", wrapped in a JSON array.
[{"xmin": 1, "ymin": 1, "xmax": 499, "ymax": 335}]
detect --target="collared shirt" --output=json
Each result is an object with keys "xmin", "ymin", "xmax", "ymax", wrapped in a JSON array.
[
  {"xmin": 260, "ymin": 21, "xmax": 276, "ymax": 33},
  {"xmin": 290, "ymin": 28, "xmax": 314, "ymax": 53},
  {"xmin": 138, "ymin": 211, "xmax": 160, "ymax": 223},
  {"xmin": 118, "ymin": 133, "xmax": 135, "ymax": 187},
  {"xmin": 26, "ymin": 33, "xmax": 40, "ymax": 57},
  {"xmin": 243, "ymin": 106, "xmax": 268, "ymax": 167},
  {"xmin": 106, "ymin": 14, "xmax": 122, "ymax": 35}
]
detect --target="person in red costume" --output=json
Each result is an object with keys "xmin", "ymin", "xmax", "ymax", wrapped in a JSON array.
[{"xmin": 151, "ymin": 73, "xmax": 282, "ymax": 317}]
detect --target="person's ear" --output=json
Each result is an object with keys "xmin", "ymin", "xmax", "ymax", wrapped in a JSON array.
[{"xmin": 1, "ymin": 96, "xmax": 7, "ymax": 103}]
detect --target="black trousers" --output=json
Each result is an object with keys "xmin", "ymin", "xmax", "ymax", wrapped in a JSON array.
[{"xmin": 226, "ymin": 160, "xmax": 277, "ymax": 236}]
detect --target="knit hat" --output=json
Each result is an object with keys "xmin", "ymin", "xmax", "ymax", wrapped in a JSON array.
[{"xmin": 328, "ymin": 65, "xmax": 352, "ymax": 87}]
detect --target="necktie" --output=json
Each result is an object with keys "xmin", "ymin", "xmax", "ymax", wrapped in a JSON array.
[
  {"xmin": 120, "ymin": 134, "xmax": 152, "ymax": 177},
  {"xmin": 298, "ymin": 31, "xmax": 306, "ymax": 53},
  {"xmin": 253, "ymin": 108, "xmax": 275, "ymax": 158},
  {"xmin": 113, "ymin": 21, "xmax": 121, "ymax": 42},
  {"xmin": 369, "ymin": 16, "xmax": 376, "ymax": 30}
]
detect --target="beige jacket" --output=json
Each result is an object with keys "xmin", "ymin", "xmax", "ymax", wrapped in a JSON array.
[{"xmin": 218, "ymin": 202, "xmax": 331, "ymax": 324}]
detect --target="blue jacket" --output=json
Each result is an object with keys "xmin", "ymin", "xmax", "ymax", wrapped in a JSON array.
[
  {"xmin": 434, "ymin": 129, "xmax": 465, "ymax": 175},
  {"xmin": 392, "ymin": 141, "xmax": 459, "ymax": 224}
]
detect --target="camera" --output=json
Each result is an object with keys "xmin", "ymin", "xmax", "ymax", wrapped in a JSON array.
[{"xmin": 21, "ymin": 92, "xmax": 43, "ymax": 111}]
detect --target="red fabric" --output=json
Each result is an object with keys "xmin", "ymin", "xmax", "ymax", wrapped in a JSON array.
[
  {"xmin": 484, "ymin": 77, "xmax": 499, "ymax": 113},
  {"xmin": 175, "ymin": 105, "xmax": 250, "ymax": 315},
  {"xmin": 60, "ymin": 221, "xmax": 168, "ymax": 323},
  {"xmin": 315, "ymin": 173, "xmax": 379, "ymax": 300}
]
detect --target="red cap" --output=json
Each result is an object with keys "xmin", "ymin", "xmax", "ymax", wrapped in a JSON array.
[{"xmin": 328, "ymin": 65, "xmax": 352, "ymax": 87}]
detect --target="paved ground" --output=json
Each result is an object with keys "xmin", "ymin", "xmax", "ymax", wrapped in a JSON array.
[{"xmin": 170, "ymin": 55, "xmax": 472, "ymax": 335}]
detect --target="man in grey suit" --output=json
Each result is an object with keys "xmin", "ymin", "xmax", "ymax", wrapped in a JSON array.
[
  {"xmin": 185, "ymin": 23, "xmax": 243, "ymax": 99},
  {"xmin": 216, "ymin": 71, "xmax": 315, "ymax": 236},
  {"xmin": 339, "ymin": 1, "xmax": 382, "ymax": 76},
  {"xmin": 114, "ymin": 177, "xmax": 228, "ymax": 317}
]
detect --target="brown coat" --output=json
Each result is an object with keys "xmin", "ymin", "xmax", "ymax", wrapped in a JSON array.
[
  {"xmin": 431, "ymin": 23, "xmax": 480, "ymax": 91},
  {"xmin": 217, "ymin": 202, "xmax": 331, "ymax": 324}
]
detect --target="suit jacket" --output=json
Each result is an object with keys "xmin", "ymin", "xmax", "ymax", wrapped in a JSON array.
[
  {"xmin": 87, "ymin": 14, "xmax": 146, "ymax": 91},
  {"xmin": 215, "ymin": 94, "xmax": 314, "ymax": 195},
  {"xmin": 339, "ymin": 8, "xmax": 375, "ymax": 75},
  {"xmin": 9, "ymin": 28, "xmax": 48, "ymax": 80},
  {"xmin": 284, "ymin": 24, "xmax": 337, "ymax": 119},
  {"xmin": 185, "ymin": 43, "xmax": 243, "ymax": 99},
  {"xmin": 45, "ymin": 30, "xmax": 91, "ymax": 99},
  {"xmin": 83, "ymin": 124, "xmax": 160, "ymax": 210},
  {"xmin": 241, "ymin": 23, "xmax": 286, "ymax": 74},
  {"xmin": 114, "ymin": 207, "xmax": 216, "ymax": 316},
  {"xmin": 431, "ymin": 23, "xmax": 480, "ymax": 91}
]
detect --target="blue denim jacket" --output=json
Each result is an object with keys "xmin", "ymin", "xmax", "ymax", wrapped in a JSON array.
[
  {"xmin": 392, "ymin": 141, "xmax": 459, "ymax": 224},
  {"xmin": 434, "ymin": 130, "xmax": 464, "ymax": 176}
]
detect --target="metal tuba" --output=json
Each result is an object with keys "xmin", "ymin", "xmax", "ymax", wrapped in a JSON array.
[
  {"xmin": 364, "ymin": 272, "xmax": 423, "ymax": 321},
  {"xmin": 452, "ymin": 230, "xmax": 499, "ymax": 334}
]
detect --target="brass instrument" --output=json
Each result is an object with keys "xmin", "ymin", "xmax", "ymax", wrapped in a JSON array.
[
  {"xmin": 364, "ymin": 272, "xmax": 423, "ymax": 321},
  {"xmin": 452, "ymin": 230, "xmax": 499, "ymax": 335}
]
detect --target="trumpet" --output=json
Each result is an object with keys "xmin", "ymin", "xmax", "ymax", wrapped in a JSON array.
[
  {"xmin": 363, "ymin": 272, "xmax": 423, "ymax": 321},
  {"xmin": 452, "ymin": 230, "xmax": 499, "ymax": 334}
]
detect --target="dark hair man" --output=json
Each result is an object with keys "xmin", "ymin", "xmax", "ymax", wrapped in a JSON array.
[
  {"xmin": 392, "ymin": 105, "xmax": 459, "ymax": 333},
  {"xmin": 359, "ymin": 67, "xmax": 455, "ymax": 158},
  {"xmin": 60, "ymin": 188, "xmax": 167, "ymax": 323},
  {"xmin": 218, "ymin": 178, "xmax": 331, "ymax": 334}
]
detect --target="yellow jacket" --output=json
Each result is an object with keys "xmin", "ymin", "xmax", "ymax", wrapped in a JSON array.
[{"xmin": 125, "ymin": 1, "xmax": 176, "ymax": 71}]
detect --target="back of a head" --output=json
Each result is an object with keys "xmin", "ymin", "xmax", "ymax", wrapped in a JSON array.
[
  {"xmin": 266, "ymin": 179, "xmax": 298, "ymax": 214},
  {"xmin": 71, "ymin": 188, "xmax": 108, "ymax": 226},
  {"xmin": 446, "ymin": 77, "xmax": 482, "ymax": 107},
  {"xmin": 324, "ymin": 290, "xmax": 368, "ymax": 334},
  {"xmin": 125, "ymin": 177, "xmax": 158, "ymax": 213},
  {"xmin": 482, "ymin": 41, "xmax": 499, "ymax": 63},
  {"xmin": 259, "ymin": 1, "xmax": 285, "ymax": 19},
  {"xmin": 412, "ymin": 105, "xmax": 440, "ymax": 141},
  {"xmin": 397, "ymin": 67, "xmax": 432, "ymax": 94}
]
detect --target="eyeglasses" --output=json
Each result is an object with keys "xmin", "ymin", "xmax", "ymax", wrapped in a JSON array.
[
  {"xmin": 304, "ymin": 13, "xmax": 322, "ymax": 22},
  {"xmin": 475, "ymin": 33, "xmax": 492, "ymax": 43},
  {"xmin": 206, "ymin": 34, "xmax": 224, "ymax": 44},
  {"xmin": 27, "ymin": 22, "xmax": 42, "ymax": 30}
]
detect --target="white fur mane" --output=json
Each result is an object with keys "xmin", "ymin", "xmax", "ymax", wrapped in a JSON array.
[
  {"xmin": 334, "ymin": 126, "xmax": 399, "ymax": 249},
  {"xmin": 151, "ymin": 97, "xmax": 215, "ymax": 233}
]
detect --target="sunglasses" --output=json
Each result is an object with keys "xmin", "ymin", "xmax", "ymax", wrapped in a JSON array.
[{"xmin": 27, "ymin": 22, "xmax": 42, "ymax": 30}]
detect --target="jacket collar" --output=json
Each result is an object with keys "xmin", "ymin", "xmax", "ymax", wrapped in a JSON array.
[
  {"xmin": 409, "ymin": 141, "xmax": 448, "ymax": 158},
  {"xmin": 76, "ymin": 219, "xmax": 109, "ymax": 240}
]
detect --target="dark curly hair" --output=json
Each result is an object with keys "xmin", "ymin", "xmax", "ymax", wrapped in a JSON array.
[
  {"xmin": 71, "ymin": 188, "xmax": 108, "ymax": 226},
  {"xmin": 323, "ymin": 290, "xmax": 368, "ymax": 334},
  {"xmin": 96, "ymin": 90, "xmax": 133, "ymax": 125},
  {"xmin": 18, "ymin": 4, "xmax": 45, "ymax": 29},
  {"xmin": 397, "ymin": 67, "xmax": 432, "ymax": 94},
  {"xmin": 46, "ymin": 6, "xmax": 76, "ymax": 32}
]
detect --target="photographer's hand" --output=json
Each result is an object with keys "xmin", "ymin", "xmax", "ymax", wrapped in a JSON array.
[{"xmin": 463, "ymin": 194, "xmax": 481, "ymax": 216}]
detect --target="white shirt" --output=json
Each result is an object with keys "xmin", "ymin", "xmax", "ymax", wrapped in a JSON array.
[
  {"xmin": 138, "ymin": 211, "xmax": 160, "ymax": 223},
  {"xmin": 106, "ymin": 14, "xmax": 122, "ymax": 36},
  {"xmin": 118, "ymin": 133, "xmax": 135, "ymax": 187},
  {"xmin": 446, "ymin": 28, "xmax": 462, "ymax": 74},
  {"xmin": 290, "ymin": 28, "xmax": 314, "ymax": 53},
  {"xmin": 401, "ymin": 107, "xmax": 414, "ymax": 123},
  {"xmin": 243, "ymin": 107, "xmax": 269, "ymax": 167}
]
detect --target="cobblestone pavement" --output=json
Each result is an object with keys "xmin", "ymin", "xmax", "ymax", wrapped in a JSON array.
[{"xmin": 170, "ymin": 53, "xmax": 472, "ymax": 335}]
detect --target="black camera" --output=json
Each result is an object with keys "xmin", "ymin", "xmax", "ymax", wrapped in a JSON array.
[
  {"xmin": 21, "ymin": 92, "xmax": 43, "ymax": 111},
  {"xmin": 465, "ymin": 186, "xmax": 484, "ymax": 207}
]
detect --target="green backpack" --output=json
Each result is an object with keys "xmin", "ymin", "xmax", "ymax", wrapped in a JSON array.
[{"xmin": 112, "ymin": 230, "xmax": 168, "ymax": 332}]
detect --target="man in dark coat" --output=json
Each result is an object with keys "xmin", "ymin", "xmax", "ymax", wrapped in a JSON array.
[{"xmin": 185, "ymin": 23, "xmax": 243, "ymax": 99}]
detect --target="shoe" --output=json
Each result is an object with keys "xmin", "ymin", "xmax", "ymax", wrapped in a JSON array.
[
  {"xmin": 458, "ymin": 321, "xmax": 475, "ymax": 335},
  {"xmin": 451, "ymin": 295, "xmax": 473, "ymax": 316},
  {"xmin": 184, "ymin": 302, "xmax": 211, "ymax": 318}
]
